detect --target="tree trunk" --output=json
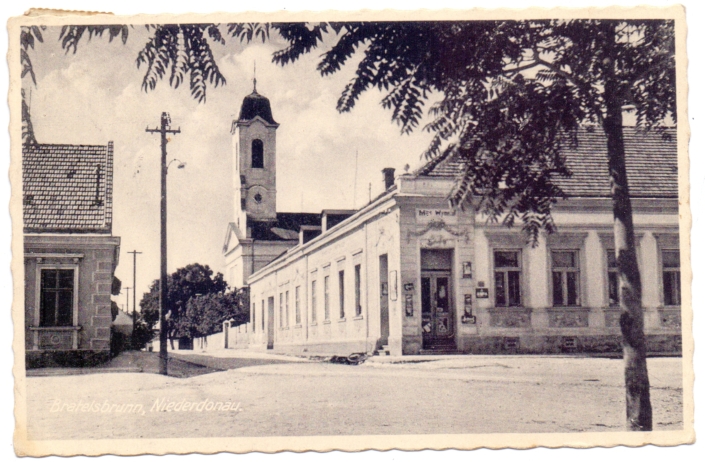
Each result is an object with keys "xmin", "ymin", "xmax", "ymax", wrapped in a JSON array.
[{"xmin": 602, "ymin": 25, "xmax": 653, "ymax": 430}]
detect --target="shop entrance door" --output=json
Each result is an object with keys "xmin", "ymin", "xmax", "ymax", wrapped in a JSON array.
[{"xmin": 421, "ymin": 272, "xmax": 454, "ymax": 347}]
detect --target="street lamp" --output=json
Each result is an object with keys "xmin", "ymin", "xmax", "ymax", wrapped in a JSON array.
[{"xmin": 146, "ymin": 113, "xmax": 181, "ymax": 375}]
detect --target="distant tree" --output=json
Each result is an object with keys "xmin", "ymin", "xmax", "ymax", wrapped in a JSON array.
[
  {"xmin": 180, "ymin": 289, "xmax": 249, "ymax": 341},
  {"xmin": 110, "ymin": 300, "xmax": 120, "ymax": 322},
  {"xmin": 131, "ymin": 311, "xmax": 156, "ymax": 350},
  {"xmin": 139, "ymin": 263, "xmax": 229, "ymax": 348}
]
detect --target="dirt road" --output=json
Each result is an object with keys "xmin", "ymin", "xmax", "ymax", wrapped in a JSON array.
[{"xmin": 23, "ymin": 354, "xmax": 683, "ymax": 439}]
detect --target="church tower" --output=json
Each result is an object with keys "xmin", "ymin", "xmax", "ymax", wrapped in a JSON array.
[{"xmin": 232, "ymin": 80, "xmax": 279, "ymax": 233}]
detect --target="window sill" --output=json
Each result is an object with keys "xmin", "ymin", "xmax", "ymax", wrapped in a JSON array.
[
  {"xmin": 294, "ymin": 324, "xmax": 303, "ymax": 329},
  {"xmin": 338, "ymin": 318, "xmax": 347, "ymax": 323},
  {"xmin": 310, "ymin": 322, "xmax": 318, "ymax": 327},
  {"xmin": 353, "ymin": 315, "xmax": 364, "ymax": 321},
  {"xmin": 322, "ymin": 320, "xmax": 331, "ymax": 325},
  {"xmin": 30, "ymin": 326, "xmax": 81, "ymax": 331}
]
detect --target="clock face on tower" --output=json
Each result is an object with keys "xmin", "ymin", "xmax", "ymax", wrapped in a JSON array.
[{"xmin": 248, "ymin": 185, "xmax": 269, "ymax": 214}]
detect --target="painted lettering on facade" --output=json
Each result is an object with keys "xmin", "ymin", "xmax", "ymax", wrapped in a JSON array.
[{"xmin": 416, "ymin": 209, "xmax": 457, "ymax": 223}]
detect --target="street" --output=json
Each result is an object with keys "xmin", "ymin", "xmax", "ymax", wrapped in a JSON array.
[{"xmin": 24, "ymin": 352, "xmax": 683, "ymax": 440}]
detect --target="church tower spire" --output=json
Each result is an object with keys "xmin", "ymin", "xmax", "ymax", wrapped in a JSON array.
[{"xmin": 231, "ymin": 81, "xmax": 279, "ymax": 232}]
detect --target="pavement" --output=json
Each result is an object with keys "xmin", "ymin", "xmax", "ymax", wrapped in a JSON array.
[{"xmin": 22, "ymin": 348, "xmax": 684, "ymax": 440}]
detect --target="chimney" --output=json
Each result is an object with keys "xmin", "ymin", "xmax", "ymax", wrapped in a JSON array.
[{"xmin": 382, "ymin": 167, "xmax": 395, "ymax": 190}]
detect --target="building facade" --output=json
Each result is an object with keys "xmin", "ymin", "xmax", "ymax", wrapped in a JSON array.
[
  {"xmin": 23, "ymin": 142, "xmax": 121, "ymax": 367},
  {"xmin": 223, "ymin": 90, "xmax": 681, "ymax": 356}
]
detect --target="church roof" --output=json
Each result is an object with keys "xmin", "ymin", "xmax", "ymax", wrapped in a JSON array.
[
  {"xmin": 237, "ymin": 90, "xmax": 277, "ymax": 125},
  {"xmin": 22, "ymin": 142, "xmax": 114, "ymax": 233},
  {"xmin": 416, "ymin": 126, "xmax": 678, "ymax": 199},
  {"xmin": 249, "ymin": 213, "xmax": 322, "ymax": 241}
]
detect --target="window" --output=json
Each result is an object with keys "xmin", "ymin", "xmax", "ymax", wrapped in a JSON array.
[
  {"xmin": 311, "ymin": 280, "xmax": 317, "ymax": 323},
  {"xmin": 339, "ymin": 270, "xmax": 345, "ymax": 318},
  {"xmin": 40, "ymin": 269, "xmax": 74, "ymax": 327},
  {"xmin": 354, "ymin": 264, "xmax": 362, "ymax": 317},
  {"xmin": 662, "ymin": 250, "xmax": 681, "ymax": 306},
  {"xmin": 295, "ymin": 286, "xmax": 301, "ymax": 325},
  {"xmin": 251, "ymin": 139, "xmax": 264, "ymax": 168},
  {"xmin": 552, "ymin": 250, "xmax": 580, "ymax": 306},
  {"xmin": 494, "ymin": 251, "xmax": 521, "ymax": 307},
  {"xmin": 279, "ymin": 293, "xmax": 284, "ymax": 328},
  {"xmin": 252, "ymin": 302, "xmax": 256, "ymax": 332},
  {"xmin": 324, "ymin": 276, "xmax": 330, "ymax": 321},
  {"xmin": 285, "ymin": 290, "xmax": 290, "ymax": 327},
  {"xmin": 607, "ymin": 250, "xmax": 619, "ymax": 307},
  {"xmin": 261, "ymin": 300, "xmax": 265, "ymax": 332}
]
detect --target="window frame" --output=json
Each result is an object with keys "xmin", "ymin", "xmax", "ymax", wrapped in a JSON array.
[
  {"xmin": 252, "ymin": 300, "xmax": 256, "ymax": 332},
  {"xmin": 338, "ymin": 270, "xmax": 345, "ymax": 319},
  {"xmin": 599, "ymin": 232, "xmax": 643, "ymax": 309},
  {"xmin": 492, "ymin": 249, "xmax": 523, "ymax": 308},
  {"xmin": 323, "ymin": 275, "xmax": 330, "ymax": 321},
  {"xmin": 295, "ymin": 286, "xmax": 301, "ymax": 325},
  {"xmin": 279, "ymin": 292, "xmax": 284, "ymax": 328},
  {"xmin": 661, "ymin": 249, "xmax": 681, "ymax": 307},
  {"xmin": 354, "ymin": 264, "xmax": 362, "ymax": 317},
  {"xmin": 251, "ymin": 139, "xmax": 264, "ymax": 169},
  {"xmin": 550, "ymin": 249, "xmax": 581, "ymax": 307},
  {"xmin": 311, "ymin": 279, "xmax": 317, "ymax": 323},
  {"xmin": 35, "ymin": 264, "xmax": 79, "ymax": 328}
]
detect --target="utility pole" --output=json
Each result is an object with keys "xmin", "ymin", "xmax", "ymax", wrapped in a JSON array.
[
  {"xmin": 146, "ymin": 112, "xmax": 180, "ymax": 375},
  {"xmin": 127, "ymin": 250, "xmax": 142, "ymax": 347}
]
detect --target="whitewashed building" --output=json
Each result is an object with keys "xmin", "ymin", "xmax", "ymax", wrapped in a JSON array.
[{"xmin": 223, "ymin": 87, "xmax": 681, "ymax": 356}]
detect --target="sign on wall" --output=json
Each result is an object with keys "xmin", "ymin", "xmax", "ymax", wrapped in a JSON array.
[
  {"xmin": 476, "ymin": 288, "xmax": 489, "ymax": 299},
  {"xmin": 416, "ymin": 208, "xmax": 457, "ymax": 223}
]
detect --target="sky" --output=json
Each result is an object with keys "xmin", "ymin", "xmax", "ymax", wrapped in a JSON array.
[{"xmin": 23, "ymin": 25, "xmax": 439, "ymax": 309}]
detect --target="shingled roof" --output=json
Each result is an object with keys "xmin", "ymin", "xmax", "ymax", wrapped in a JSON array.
[
  {"xmin": 22, "ymin": 142, "xmax": 114, "ymax": 233},
  {"xmin": 417, "ymin": 127, "xmax": 678, "ymax": 198}
]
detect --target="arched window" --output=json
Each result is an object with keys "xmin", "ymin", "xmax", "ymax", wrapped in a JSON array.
[{"xmin": 251, "ymin": 139, "xmax": 264, "ymax": 168}]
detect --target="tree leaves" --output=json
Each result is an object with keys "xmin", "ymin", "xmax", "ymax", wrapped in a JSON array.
[
  {"xmin": 59, "ymin": 25, "xmax": 129, "ymax": 54},
  {"xmin": 136, "ymin": 24, "xmax": 227, "ymax": 103},
  {"xmin": 271, "ymin": 20, "xmax": 674, "ymax": 244},
  {"xmin": 20, "ymin": 25, "xmax": 45, "ymax": 85}
]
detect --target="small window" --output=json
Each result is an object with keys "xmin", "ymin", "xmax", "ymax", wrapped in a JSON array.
[
  {"xmin": 261, "ymin": 300, "xmax": 265, "ymax": 332},
  {"xmin": 339, "ymin": 270, "xmax": 345, "ymax": 319},
  {"xmin": 324, "ymin": 276, "xmax": 330, "ymax": 321},
  {"xmin": 295, "ymin": 286, "xmax": 301, "ymax": 325},
  {"xmin": 279, "ymin": 293, "xmax": 284, "ymax": 328},
  {"xmin": 552, "ymin": 250, "xmax": 580, "ymax": 306},
  {"xmin": 311, "ymin": 280, "xmax": 317, "ymax": 323},
  {"xmin": 285, "ymin": 290, "xmax": 290, "ymax": 328},
  {"xmin": 252, "ymin": 302, "xmax": 256, "ymax": 332},
  {"xmin": 354, "ymin": 264, "xmax": 362, "ymax": 317},
  {"xmin": 251, "ymin": 139, "xmax": 264, "ymax": 168},
  {"xmin": 662, "ymin": 250, "xmax": 681, "ymax": 306},
  {"xmin": 494, "ymin": 251, "xmax": 521, "ymax": 307},
  {"xmin": 40, "ymin": 269, "xmax": 74, "ymax": 327}
]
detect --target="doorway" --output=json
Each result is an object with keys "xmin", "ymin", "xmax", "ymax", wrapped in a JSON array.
[
  {"xmin": 420, "ymin": 249, "xmax": 454, "ymax": 349},
  {"xmin": 267, "ymin": 296, "xmax": 275, "ymax": 349},
  {"xmin": 379, "ymin": 254, "xmax": 389, "ymax": 346}
]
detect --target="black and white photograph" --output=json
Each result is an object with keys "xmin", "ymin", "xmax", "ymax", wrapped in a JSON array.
[{"xmin": 5, "ymin": 2, "xmax": 699, "ymax": 458}]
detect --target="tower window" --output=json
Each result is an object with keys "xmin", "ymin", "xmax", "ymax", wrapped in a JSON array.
[{"xmin": 252, "ymin": 139, "xmax": 264, "ymax": 168}]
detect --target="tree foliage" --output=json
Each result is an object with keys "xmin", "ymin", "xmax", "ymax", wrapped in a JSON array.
[
  {"xmin": 180, "ymin": 289, "xmax": 249, "ymax": 339},
  {"xmin": 269, "ymin": 20, "xmax": 675, "ymax": 241},
  {"xmin": 139, "ymin": 263, "xmax": 230, "ymax": 342}
]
